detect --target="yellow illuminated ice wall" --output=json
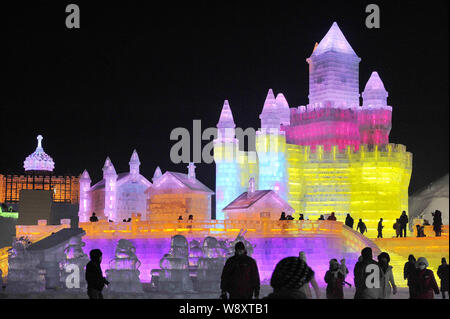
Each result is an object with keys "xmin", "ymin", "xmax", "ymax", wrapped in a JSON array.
[{"xmin": 214, "ymin": 22, "xmax": 413, "ymax": 238}]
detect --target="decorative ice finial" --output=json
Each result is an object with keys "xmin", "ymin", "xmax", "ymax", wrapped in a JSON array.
[
  {"xmin": 103, "ymin": 156, "xmax": 112, "ymax": 169},
  {"xmin": 248, "ymin": 177, "xmax": 256, "ymax": 195},
  {"xmin": 81, "ymin": 169, "xmax": 91, "ymax": 181},
  {"xmin": 152, "ymin": 166, "xmax": 163, "ymax": 182},
  {"xmin": 102, "ymin": 157, "xmax": 117, "ymax": 177},
  {"xmin": 187, "ymin": 162, "xmax": 196, "ymax": 180},
  {"xmin": 23, "ymin": 134, "xmax": 55, "ymax": 172},
  {"xmin": 311, "ymin": 22, "xmax": 357, "ymax": 56},
  {"xmin": 362, "ymin": 71, "xmax": 389, "ymax": 107},
  {"xmin": 217, "ymin": 100, "xmax": 236, "ymax": 128},
  {"xmin": 37, "ymin": 135, "xmax": 43, "ymax": 149}
]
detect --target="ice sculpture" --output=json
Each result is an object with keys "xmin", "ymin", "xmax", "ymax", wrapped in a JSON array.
[
  {"xmin": 214, "ymin": 22, "xmax": 412, "ymax": 237},
  {"xmin": 105, "ymin": 239, "xmax": 143, "ymax": 293},
  {"xmin": 188, "ymin": 239, "xmax": 203, "ymax": 267},
  {"xmin": 152, "ymin": 235, "xmax": 194, "ymax": 293},
  {"xmin": 59, "ymin": 236, "xmax": 89, "ymax": 291},
  {"xmin": 196, "ymin": 236, "xmax": 226, "ymax": 292},
  {"xmin": 23, "ymin": 135, "xmax": 55, "ymax": 172},
  {"xmin": 5, "ymin": 238, "xmax": 46, "ymax": 293},
  {"xmin": 228, "ymin": 229, "xmax": 255, "ymax": 256}
]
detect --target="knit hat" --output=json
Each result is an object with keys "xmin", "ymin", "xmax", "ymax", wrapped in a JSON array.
[
  {"xmin": 416, "ymin": 257, "xmax": 429, "ymax": 268},
  {"xmin": 270, "ymin": 257, "xmax": 314, "ymax": 290}
]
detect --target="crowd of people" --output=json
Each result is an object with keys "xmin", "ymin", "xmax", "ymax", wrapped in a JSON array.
[
  {"xmin": 278, "ymin": 209, "xmax": 445, "ymax": 239},
  {"xmin": 217, "ymin": 243, "xmax": 449, "ymax": 300}
]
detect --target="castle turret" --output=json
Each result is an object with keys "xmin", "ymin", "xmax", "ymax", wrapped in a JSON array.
[
  {"xmin": 78, "ymin": 170, "xmax": 91, "ymax": 222},
  {"xmin": 187, "ymin": 162, "xmax": 196, "ymax": 180},
  {"xmin": 307, "ymin": 22, "xmax": 361, "ymax": 107},
  {"xmin": 23, "ymin": 135, "xmax": 55, "ymax": 174},
  {"xmin": 214, "ymin": 100, "xmax": 242, "ymax": 220},
  {"xmin": 276, "ymin": 93, "xmax": 290, "ymax": 127},
  {"xmin": 259, "ymin": 89, "xmax": 281, "ymax": 130},
  {"xmin": 102, "ymin": 157, "xmax": 118, "ymax": 221},
  {"xmin": 359, "ymin": 72, "xmax": 392, "ymax": 146},
  {"xmin": 129, "ymin": 149, "xmax": 141, "ymax": 176},
  {"xmin": 256, "ymin": 90, "xmax": 288, "ymax": 201},
  {"xmin": 152, "ymin": 166, "xmax": 163, "ymax": 182},
  {"xmin": 362, "ymin": 71, "xmax": 388, "ymax": 107}
]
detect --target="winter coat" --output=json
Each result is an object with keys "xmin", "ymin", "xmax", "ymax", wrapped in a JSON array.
[
  {"xmin": 399, "ymin": 214, "xmax": 408, "ymax": 226},
  {"xmin": 379, "ymin": 265, "xmax": 396, "ymax": 299},
  {"xmin": 437, "ymin": 264, "xmax": 449, "ymax": 292},
  {"xmin": 403, "ymin": 261, "xmax": 416, "ymax": 285},
  {"xmin": 327, "ymin": 215, "xmax": 337, "ymax": 221},
  {"xmin": 325, "ymin": 270, "xmax": 344, "ymax": 299},
  {"xmin": 264, "ymin": 288, "xmax": 307, "ymax": 299},
  {"xmin": 220, "ymin": 254, "xmax": 260, "ymax": 299},
  {"xmin": 411, "ymin": 268, "xmax": 440, "ymax": 299},
  {"xmin": 345, "ymin": 217, "xmax": 354, "ymax": 228},
  {"xmin": 85, "ymin": 260, "xmax": 109, "ymax": 291},
  {"xmin": 354, "ymin": 258, "xmax": 382, "ymax": 299},
  {"xmin": 356, "ymin": 222, "xmax": 367, "ymax": 234}
]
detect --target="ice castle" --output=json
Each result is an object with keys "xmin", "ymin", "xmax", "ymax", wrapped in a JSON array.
[{"xmin": 214, "ymin": 22, "xmax": 412, "ymax": 237}]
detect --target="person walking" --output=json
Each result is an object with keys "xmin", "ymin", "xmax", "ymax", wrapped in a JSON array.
[
  {"xmin": 324, "ymin": 259, "xmax": 345, "ymax": 299},
  {"xmin": 220, "ymin": 242, "xmax": 260, "ymax": 299},
  {"xmin": 404, "ymin": 254, "xmax": 417, "ymax": 298},
  {"xmin": 410, "ymin": 257, "xmax": 440, "ymax": 299},
  {"xmin": 399, "ymin": 211, "xmax": 409, "ymax": 237},
  {"xmin": 85, "ymin": 249, "xmax": 109, "ymax": 299},
  {"xmin": 377, "ymin": 252, "xmax": 397, "ymax": 299},
  {"xmin": 377, "ymin": 218, "xmax": 384, "ymax": 238},
  {"xmin": 345, "ymin": 213, "xmax": 354, "ymax": 229},
  {"xmin": 437, "ymin": 257, "xmax": 449, "ymax": 299},
  {"xmin": 433, "ymin": 210, "xmax": 443, "ymax": 237},
  {"xmin": 264, "ymin": 257, "xmax": 314, "ymax": 299},
  {"xmin": 356, "ymin": 219, "xmax": 367, "ymax": 235},
  {"xmin": 353, "ymin": 247, "xmax": 381, "ymax": 299},
  {"xmin": 298, "ymin": 252, "xmax": 321, "ymax": 299}
]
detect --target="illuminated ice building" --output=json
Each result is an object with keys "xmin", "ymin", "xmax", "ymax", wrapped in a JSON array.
[{"xmin": 214, "ymin": 22, "xmax": 412, "ymax": 237}]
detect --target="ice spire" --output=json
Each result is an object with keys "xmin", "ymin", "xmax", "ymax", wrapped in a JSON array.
[
  {"xmin": 217, "ymin": 100, "xmax": 236, "ymax": 141},
  {"xmin": 129, "ymin": 149, "xmax": 141, "ymax": 175},
  {"xmin": 276, "ymin": 93, "xmax": 290, "ymax": 126},
  {"xmin": 81, "ymin": 169, "xmax": 91, "ymax": 181},
  {"xmin": 311, "ymin": 22, "xmax": 357, "ymax": 56},
  {"xmin": 248, "ymin": 177, "xmax": 256, "ymax": 196},
  {"xmin": 362, "ymin": 71, "xmax": 389, "ymax": 107},
  {"xmin": 260, "ymin": 89, "xmax": 281, "ymax": 129},
  {"xmin": 102, "ymin": 156, "xmax": 117, "ymax": 177},
  {"xmin": 152, "ymin": 166, "xmax": 163, "ymax": 182}
]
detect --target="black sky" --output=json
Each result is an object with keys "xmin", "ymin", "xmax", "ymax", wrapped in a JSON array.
[{"xmin": 2, "ymin": 1, "xmax": 449, "ymax": 200}]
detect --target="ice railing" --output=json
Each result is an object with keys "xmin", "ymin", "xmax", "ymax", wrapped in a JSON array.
[{"xmin": 79, "ymin": 215, "xmax": 343, "ymax": 238}]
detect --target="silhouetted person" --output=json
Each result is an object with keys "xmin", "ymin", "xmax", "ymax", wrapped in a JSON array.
[
  {"xmin": 298, "ymin": 252, "xmax": 320, "ymax": 299},
  {"xmin": 377, "ymin": 218, "xmax": 384, "ymax": 238},
  {"xmin": 416, "ymin": 224, "xmax": 425, "ymax": 238},
  {"xmin": 220, "ymin": 242, "xmax": 260, "ymax": 299},
  {"xmin": 404, "ymin": 254, "xmax": 417, "ymax": 298},
  {"xmin": 356, "ymin": 219, "xmax": 367, "ymax": 235},
  {"xmin": 318, "ymin": 215, "xmax": 325, "ymax": 221},
  {"xmin": 89, "ymin": 212, "xmax": 98, "ymax": 222},
  {"xmin": 327, "ymin": 212, "xmax": 337, "ymax": 221},
  {"xmin": 279, "ymin": 212, "xmax": 287, "ymax": 220},
  {"xmin": 345, "ymin": 214, "xmax": 354, "ymax": 229},
  {"xmin": 264, "ymin": 257, "xmax": 313, "ymax": 299},
  {"xmin": 377, "ymin": 252, "xmax": 397, "ymax": 299},
  {"xmin": 299, "ymin": 214, "xmax": 304, "ymax": 221},
  {"xmin": 324, "ymin": 259, "xmax": 345, "ymax": 299},
  {"xmin": 437, "ymin": 258, "xmax": 449, "ymax": 299},
  {"xmin": 354, "ymin": 247, "xmax": 381, "ymax": 299},
  {"xmin": 122, "ymin": 219, "xmax": 127, "ymax": 222},
  {"xmin": 423, "ymin": 219, "xmax": 430, "ymax": 226},
  {"xmin": 394, "ymin": 219, "xmax": 401, "ymax": 237},
  {"xmin": 127, "ymin": 218, "xmax": 131, "ymax": 222},
  {"xmin": 399, "ymin": 211, "xmax": 408, "ymax": 237},
  {"xmin": 178, "ymin": 215, "xmax": 183, "ymax": 221},
  {"xmin": 85, "ymin": 249, "xmax": 109, "ymax": 299},
  {"xmin": 286, "ymin": 215, "xmax": 294, "ymax": 220},
  {"xmin": 433, "ymin": 210, "xmax": 443, "ymax": 237},
  {"xmin": 188, "ymin": 214, "xmax": 193, "ymax": 221},
  {"xmin": 410, "ymin": 257, "xmax": 440, "ymax": 299}
]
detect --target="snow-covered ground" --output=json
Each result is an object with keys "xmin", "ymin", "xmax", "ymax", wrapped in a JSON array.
[{"xmin": 0, "ymin": 284, "xmax": 416, "ymax": 299}]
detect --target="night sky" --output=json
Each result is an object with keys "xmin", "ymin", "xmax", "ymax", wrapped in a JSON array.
[{"xmin": 2, "ymin": 1, "xmax": 448, "ymax": 205}]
